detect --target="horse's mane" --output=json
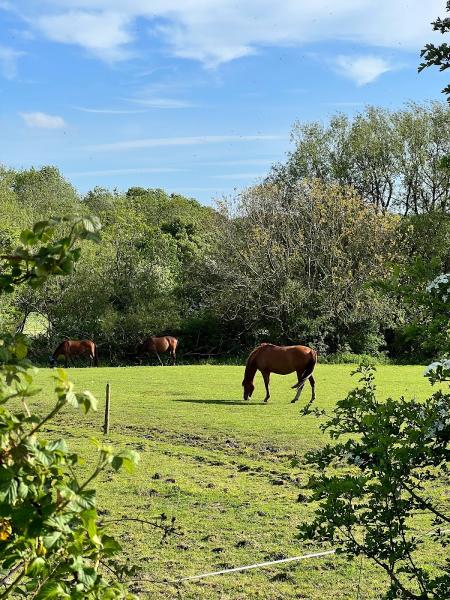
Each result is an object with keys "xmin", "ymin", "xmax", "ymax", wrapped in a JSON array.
[
  {"xmin": 244, "ymin": 344, "xmax": 270, "ymax": 380},
  {"xmin": 52, "ymin": 340, "xmax": 66, "ymax": 358}
]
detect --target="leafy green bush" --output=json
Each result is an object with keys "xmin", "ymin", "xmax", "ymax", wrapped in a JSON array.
[
  {"xmin": 319, "ymin": 352, "xmax": 390, "ymax": 365},
  {"xmin": 0, "ymin": 217, "xmax": 139, "ymax": 598},
  {"xmin": 299, "ymin": 364, "xmax": 449, "ymax": 599}
]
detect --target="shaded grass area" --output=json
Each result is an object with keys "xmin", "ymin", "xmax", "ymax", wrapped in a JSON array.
[{"xmin": 28, "ymin": 364, "xmax": 446, "ymax": 599}]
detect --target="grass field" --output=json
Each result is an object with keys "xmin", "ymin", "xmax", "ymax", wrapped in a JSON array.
[{"xmin": 27, "ymin": 364, "xmax": 447, "ymax": 599}]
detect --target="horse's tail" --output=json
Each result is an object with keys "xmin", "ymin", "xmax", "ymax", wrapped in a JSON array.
[
  {"xmin": 93, "ymin": 343, "xmax": 99, "ymax": 367},
  {"xmin": 292, "ymin": 349, "xmax": 317, "ymax": 388}
]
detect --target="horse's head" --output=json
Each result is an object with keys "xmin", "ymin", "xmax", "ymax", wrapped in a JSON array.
[
  {"xmin": 136, "ymin": 341, "xmax": 146, "ymax": 356},
  {"xmin": 242, "ymin": 379, "xmax": 255, "ymax": 400},
  {"xmin": 49, "ymin": 356, "xmax": 56, "ymax": 368}
]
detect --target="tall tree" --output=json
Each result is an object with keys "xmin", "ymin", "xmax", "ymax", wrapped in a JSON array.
[
  {"xmin": 419, "ymin": 0, "xmax": 450, "ymax": 101},
  {"xmin": 271, "ymin": 103, "xmax": 450, "ymax": 215},
  {"xmin": 196, "ymin": 180, "xmax": 400, "ymax": 354}
]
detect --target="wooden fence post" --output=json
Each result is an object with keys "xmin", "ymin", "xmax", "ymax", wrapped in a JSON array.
[{"xmin": 103, "ymin": 382, "xmax": 110, "ymax": 435}]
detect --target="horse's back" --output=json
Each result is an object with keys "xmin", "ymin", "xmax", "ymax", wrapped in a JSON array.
[
  {"xmin": 142, "ymin": 335, "xmax": 171, "ymax": 352},
  {"xmin": 54, "ymin": 339, "xmax": 95, "ymax": 358},
  {"xmin": 255, "ymin": 343, "xmax": 316, "ymax": 374},
  {"xmin": 139, "ymin": 337, "xmax": 154, "ymax": 352},
  {"xmin": 257, "ymin": 343, "xmax": 314, "ymax": 356},
  {"xmin": 69, "ymin": 339, "xmax": 95, "ymax": 355}
]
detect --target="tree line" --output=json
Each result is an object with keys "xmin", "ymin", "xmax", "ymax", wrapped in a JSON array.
[{"xmin": 0, "ymin": 101, "xmax": 449, "ymax": 363}]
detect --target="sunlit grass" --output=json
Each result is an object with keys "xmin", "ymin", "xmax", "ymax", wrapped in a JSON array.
[{"xmin": 28, "ymin": 364, "xmax": 445, "ymax": 599}]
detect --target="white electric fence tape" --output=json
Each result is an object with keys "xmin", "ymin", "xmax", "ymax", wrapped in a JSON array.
[
  {"xmin": 136, "ymin": 527, "xmax": 449, "ymax": 586},
  {"xmin": 165, "ymin": 548, "xmax": 337, "ymax": 584}
]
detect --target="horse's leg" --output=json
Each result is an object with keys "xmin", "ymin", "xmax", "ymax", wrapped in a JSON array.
[
  {"xmin": 65, "ymin": 354, "xmax": 68, "ymax": 368},
  {"xmin": 309, "ymin": 374, "xmax": 316, "ymax": 401},
  {"xmin": 155, "ymin": 351, "xmax": 163, "ymax": 366},
  {"xmin": 291, "ymin": 369, "xmax": 304, "ymax": 389},
  {"xmin": 291, "ymin": 382, "xmax": 305, "ymax": 403},
  {"xmin": 291, "ymin": 370, "xmax": 305, "ymax": 403},
  {"xmin": 291, "ymin": 371, "xmax": 303, "ymax": 389},
  {"xmin": 262, "ymin": 371, "xmax": 270, "ymax": 403},
  {"xmin": 172, "ymin": 347, "xmax": 176, "ymax": 366}
]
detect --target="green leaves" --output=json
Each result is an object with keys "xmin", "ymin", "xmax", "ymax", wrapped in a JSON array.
[
  {"xmin": 81, "ymin": 509, "xmax": 101, "ymax": 545},
  {"xmin": 0, "ymin": 215, "xmax": 101, "ymax": 294},
  {"xmin": 101, "ymin": 535, "xmax": 122, "ymax": 556},
  {"xmin": 76, "ymin": 390, "xmax": 97, "ymax": 414},
  {"xmin": 419, "ymin": 2, "xmax": 450, "ymax": 102},
  {"xmin": 90, "ymin": 440, "xmax": 140, "ymax": 474},
  {"xmin": 0, "ymin": 358, "xmax": 139, "ymax": 598},
  {"xmin": 52, "ymin": 370, "xmax": 98, "ymax": 413},
  {"xmin": 0, "ymin": 478, "xmax": 18, "ymax": 505},
  {"xmin": 27, "ymin": 556, "xmax": 46, "ymax": 576},
  {"xmin": 300, "ymin": 365, "xmax": 450, "ymax": 599},
  {"xmin": 0, "ymin": 218, "xmax": 138, "ymax": 598},
  {"xmin": 34, "ymin": 581, "xmax": 70, "ymax": 599},
  {"xmin": 111, "ymin": 450, "xmax": 140, "ymax": 474}
]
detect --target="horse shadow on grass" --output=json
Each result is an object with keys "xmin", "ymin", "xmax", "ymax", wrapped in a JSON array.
[{"xmin": 172, "ymin": 398, "xmax": 265, "ymax": 406}]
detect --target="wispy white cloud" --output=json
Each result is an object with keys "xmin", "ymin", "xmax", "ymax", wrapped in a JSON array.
[
  {"xmin": 200, "ymin": 158, "xmax": 276, "ymax": 166},
  {"xmin": 86, "ymin": 134, "xmax": 286, "ymax": 152},
  {"xmin": 0, "ymin": 46, "xmax": 25, "ymax": 79},
  {"xmin": 68, "ymin": 167, "xmax": 186, "ymax": 176},
  {"xmin": 20, "ymin": 1, "xmax": 444, "ymax": 67},
  {"xmin": 129, "ymin": 97, "xmax": 194, "ymax": 109},
  {"xmin": 125, "ymin": 79, "xmax": 195, "ymax": 109},
  {"xmin": 323, "ymin": 101, "xmax": 365, "ymax": 107},
  {"xmin": 0, "ymin": 1, "xmax": 14, "ymax": 11},
  {"xmin": 35, "ymin": 11, "xmax": 133, "ymax": 61},
  {"xmin": 72, "ymin": 106, "xmax": 148, "ymax": 114},
  {"xmin": 333, "ymin": 55, "xmax": 394, "ymax": 85},
  {"xmin": 20, "ymin": 111, "xmax": 67, "ymax": 128},
  {"xmin": 212, "ymin": 172, "xmax": 265, "ymax": 179}
]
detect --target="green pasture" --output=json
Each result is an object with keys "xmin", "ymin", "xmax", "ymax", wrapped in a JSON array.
[{"xmin": 28, "ymin": 364, "xmax": 447, "ymax": 599}]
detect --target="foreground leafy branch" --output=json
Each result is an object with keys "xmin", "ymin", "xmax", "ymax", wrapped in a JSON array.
[
  {"xmin": 299, "ymin": 364, "xmax": 449, "ymax": 599},
  {"xmin": 419, "ymin": 0, "xmax": 450, "ymax": 101},
  {"xmin": 0, "ymin": 217, "xmax": 141, "ymax": 598}
]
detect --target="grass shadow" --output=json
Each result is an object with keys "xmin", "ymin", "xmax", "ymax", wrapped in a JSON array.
[{"xmin": 172, "ymin": 398, "xmax": 265, "ymax": 406}]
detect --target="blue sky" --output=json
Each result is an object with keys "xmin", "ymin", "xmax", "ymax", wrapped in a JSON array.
[{"xmin": 0, "ymin": 0, "xmax": 447, "ymax": 205}]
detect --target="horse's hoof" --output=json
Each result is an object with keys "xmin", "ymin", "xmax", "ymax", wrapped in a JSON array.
[{"xmin": 291, "ymin": 399, "xmax": 296, "ymax": 404}]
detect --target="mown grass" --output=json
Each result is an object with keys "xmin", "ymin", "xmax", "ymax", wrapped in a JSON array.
[{"xmin": 27, "ymin": 364, "xmax": 447, "ymax": 599}]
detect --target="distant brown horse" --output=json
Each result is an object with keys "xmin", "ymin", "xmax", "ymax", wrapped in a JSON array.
[
  {"xmin": 50, "ymin": 339, "xmax": 98, "ymax": 368},
  {"xmin": 137, "ymin": 335, "xmax": 178, "ymax": 366},
  {"xmin": 242, "ymin": 343, "xmax": 317, "ymax": 403}
]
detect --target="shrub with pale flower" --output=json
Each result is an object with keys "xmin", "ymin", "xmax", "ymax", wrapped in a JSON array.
[
  {"xmin": 424, "ymin": 359, "xmax": 450, "ymax": 384},
  {"xmin": 424, "ymin": 274, "xmax": 450, "ymax": 383},
  {"xmin": 426, "ymin": 273, "xmax": 450, "ymax": 302}
]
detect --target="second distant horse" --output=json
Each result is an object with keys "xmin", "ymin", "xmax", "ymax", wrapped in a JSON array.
[
  {"xmin": 137, "ymin": 335, "xmax": 178, "ymax": 366},
  {"xmin": 50, "ymin": 339, "xmax": 98, "ymax": 368}
]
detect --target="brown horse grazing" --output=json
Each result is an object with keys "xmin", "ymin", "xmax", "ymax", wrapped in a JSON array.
[
  {"xmin": 242, "ymin": 343, "xmax": 317, "ymax": 404},
  {"xmin": 137, "ymin": 335, "xmax": 178, "ymax": 366},
  {"xmin": 50, "ymin": 339, "xmax": 98, "ymax": 368}
]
